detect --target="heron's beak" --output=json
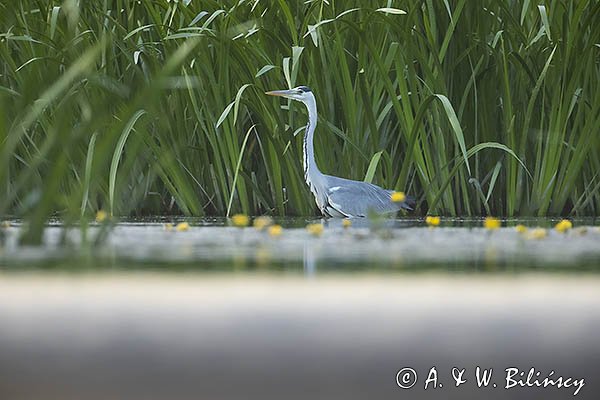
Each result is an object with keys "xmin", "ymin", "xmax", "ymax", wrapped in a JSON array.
[{"xmin": 265, "ymin": 89, "xmax": 295, "ymax": 98}]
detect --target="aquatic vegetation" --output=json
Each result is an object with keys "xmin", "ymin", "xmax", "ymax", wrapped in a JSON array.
[
  {"xmin": 175, "ymin": 222, "xmax": 190, "ymax": 232},
  {"xmin": 425, "ymin": 216, "xmax": 441, "ymax": 227},
  {"xmin": 484, "ymin": 217, "xmax": 501, "ymax": 230},
  {"xmin": 306, "ymin": 223, "xmax": 324, "ymax": 237},
  {"xmin": 164, "ymin": 223, "xmax": 174, "ymax": 232},
  {"xmin": 555, "ymin": 220, "xmax": 573, "ymax": 233},
  {"xmin": 253, "ymin": 216, "xmax": 273, "ymax": 230},
  {"xmin": 391, "ymin": 192, "xmax": 406, "ymax": 203},
  {"xmin": 515, "ymin": 224, "xmax": 528, "ymax": 234},
  {"xmin": 95, "ymin": 211, "xmax": 108, "ymax": 223},
  {"xmin": 267, "ymin": 224, "xmax": 283, "ymax": 237},
  {"xmin": 231, "ymin": 214, "xmax": 249, "ymax": 228},
  {"xmin": 1, "ymin": 1, "xmax": 599, "ymax": 245},
  {"xmin": 527, "ymin": 228, "xmax": 548, "ymax": 240}
]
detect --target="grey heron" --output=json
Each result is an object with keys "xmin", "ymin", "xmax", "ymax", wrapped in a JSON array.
[{"xmin": 266, "ymin": 86, "xmax": 415, "ymax": 218}]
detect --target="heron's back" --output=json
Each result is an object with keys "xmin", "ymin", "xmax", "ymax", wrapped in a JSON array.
[{"xmin": 321, "ymin": 175, "xmax": 413, "ymax": 218}]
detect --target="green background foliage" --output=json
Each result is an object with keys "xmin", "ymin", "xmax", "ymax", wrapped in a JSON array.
[{"xmin": 1, "ymin": 0, "xmax": 599, "ymax": 242}]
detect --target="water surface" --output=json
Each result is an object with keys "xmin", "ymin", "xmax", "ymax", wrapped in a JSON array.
[{"xmin": 2, "ymin": 217, "xmax": 599, "ymax": 272}]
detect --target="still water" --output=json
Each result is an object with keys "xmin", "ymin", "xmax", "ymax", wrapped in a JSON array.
[
  {"xmin": 1, "ymin": 217, "xmax": 599, "ymax": 271},
  {"xmin": 1, "ymin": 218, "xmax": 600, "ymax": 400}
]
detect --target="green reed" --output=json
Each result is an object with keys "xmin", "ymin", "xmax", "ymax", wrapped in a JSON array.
[{"xmin": 1, "ymin": 0, "xmax": 599, "ymax": 244}]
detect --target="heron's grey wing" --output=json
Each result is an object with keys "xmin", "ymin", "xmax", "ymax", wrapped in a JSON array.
[{"xmin": 324, "ymin": 179, "xmax": 400, "ymax": 218}]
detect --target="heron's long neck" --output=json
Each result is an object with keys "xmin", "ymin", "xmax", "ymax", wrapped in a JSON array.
[{"xmin": 303, "ymin": 96, "xmax": 322, "ymax": 187}]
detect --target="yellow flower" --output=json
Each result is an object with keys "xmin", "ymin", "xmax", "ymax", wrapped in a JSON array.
[
  {"xmin": 425, "ymin": 216, "xmax": 440, "ymax": 226},
  {"xmin": 268, "ymin": 224, "xmax": 283, "ymax": 237},
  {"xmin": 342, "ymin": 219, "xmax": 352, "ymax": 229},
  {"xmin": 515, "ymin": 224, "xmax": 528, "ymax": 233},
  {"xmin": 164, "ymin": 223, "xmax": 174, "ymax": 231},
  {"xmin": 484, "ymin": 217, "xmax": 501, "ymax": 230},
  {"xmin": 95, "ymin": 210, "xmax": 108, "ymax": 223},
  {"xmin": 253, "ymin": 216, "xmax": 273, "ymax": 230},
  {"xmin": 231, "ymin": 214, "xmax": 249, "ymax": 227},
  {"xmin": 527, "ymin": 228, "xmax": 547, "ymax": 240},
  {"xmin": 175, "ymin": 222, "xmax": 189, "ymax": 231},
  {"xmin": 554, "ymin": 219, "xmax": 573, "ymax": 233},
  {"xmin": 306, "ymin": 223, "xmax": 324, "ymax": 236},
  {"xmin": 390, "ymin": 191, "xmax": 406, "ymax": 203}
]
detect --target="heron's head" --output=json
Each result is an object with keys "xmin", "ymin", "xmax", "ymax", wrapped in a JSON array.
[{"xmin": 265, "ymin": 86, "xmax": 313, "ymax": 102}]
